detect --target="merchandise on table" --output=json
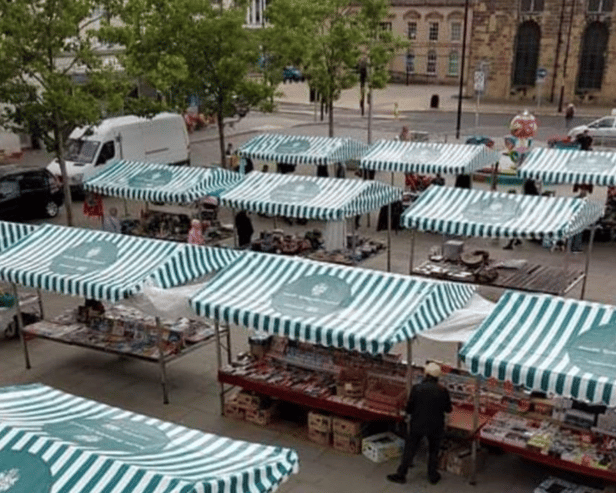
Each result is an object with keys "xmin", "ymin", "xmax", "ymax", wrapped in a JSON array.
[{"xmin": 534, "ymin": 476, "xmax": 605, "ymax": 493}]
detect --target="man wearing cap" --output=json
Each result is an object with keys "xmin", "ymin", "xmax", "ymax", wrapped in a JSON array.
[{"xmin": 387, "ymin": 362, "xmax": 452, "ymax": 485}]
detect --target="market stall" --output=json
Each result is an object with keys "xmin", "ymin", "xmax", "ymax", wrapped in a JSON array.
[
  {"xmin": 0, "ymin": 383, "xmax": 299, "ymax": 492},
  {"xmin": 359, "ymin": 140, "xmax": 500, "ymax": 270},
  {"xmin": 0, "ymin": 223, "xmax": 241, "ymax": 402},
  {"xmin": 219, "ymin": 171, "xmax": 401, "ymax": 263},
  {"xmin": 0, "ymin": 220, "xmax": 37, "ymax": 251},
  {"xmin": 236, "ymin": 133, "xmax": 367, "ymax": 174},
  {"xmin": 400, "ymin": 185, "xmax": 604, "ymax": 298},
  {"xmin": 459, "ymin": 290, "xmax": 616, "ymax": 483},
  {"xmin": 83, "ymin": 159, "xmax": 241, "ymax": 243},
  {"xmin": 189, "ymin": 252, "xmax": 475, "ymax": 423}
]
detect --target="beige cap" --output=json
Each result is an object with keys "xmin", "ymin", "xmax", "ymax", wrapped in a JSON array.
[{"xmin": 424, "ymin": 362, "xmax": 441, "ymax": 378}]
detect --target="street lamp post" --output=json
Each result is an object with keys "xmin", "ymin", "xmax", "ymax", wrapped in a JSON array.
[{"xmin": 455, "ymin": 0, "xmax": 470, "ymax": 140}]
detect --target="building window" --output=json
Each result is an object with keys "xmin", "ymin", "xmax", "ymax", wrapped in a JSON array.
[
  {"xmin": 588, "ymin": 0, "xmax": 613, "ymax": 13},
  {"xmin": 512, "ymin": 21, "xmax": 540, "ymax": 86},
  {"xmin": 427, "ymin": 50, "xmax": 437, "ymax": 75},
  {"xmin": 406, "ymin": 53, "xmax": 415, "ymax": 73},
  {"xmin": 429, "ymin": 22, "xmax": 439, "ymax": 41},
  {"xmin": 380, "ymin": 22, "xmax": 393, "ymax": 31},
  {"xmin": 451, "ymin": 22, "xmax": 462, "ymax": 41},
  {"xmin": 521, "ymin": 0, "xmax": 545, "ymax": 12},
  {"xmin": 448, "ymin": 51, "xmax": 459, "ymax": 76},
  {"xmin": 407, "ymin": 22, "xmax": 417, "ymax": 39},
  {"xmin": 577, "ymin": 22, "xmax": 608, "ymax": 90}
]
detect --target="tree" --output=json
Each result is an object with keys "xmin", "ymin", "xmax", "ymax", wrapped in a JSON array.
[
  {"xmin": 0, "ymin": 0, "xmax": 130, "ymax": 226},
  {"xmin": 103, "ymin": 0, "xmax": 274, "ymax": 168},
  {"xmin": 266, "ymin": 0, "xmax": 363, "ymax": 137},
  {"xmin": 356, "ymin": 0, "xmax": 408, "ymax": 143}
]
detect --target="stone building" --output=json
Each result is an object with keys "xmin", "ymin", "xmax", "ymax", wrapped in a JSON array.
[{"xmin": 468, "ymin": 0, "xmax": 615, "ymax": 106}]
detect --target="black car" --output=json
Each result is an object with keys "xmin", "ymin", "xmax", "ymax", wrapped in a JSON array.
[{"xmin": 0, "ymin": 167, "xmax": 64, "ymax": 219}]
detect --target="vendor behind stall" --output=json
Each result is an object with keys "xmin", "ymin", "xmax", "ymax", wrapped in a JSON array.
[{"xmin": 235, "ymin": 211, "xmax": 254, "ymax": 248}]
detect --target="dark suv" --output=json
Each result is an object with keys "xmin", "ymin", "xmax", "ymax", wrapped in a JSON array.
[{"xmin": 0, "ymin": 167, "xmax": 64, "ymax": 219}]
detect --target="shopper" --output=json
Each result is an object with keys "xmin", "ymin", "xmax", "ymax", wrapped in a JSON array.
[
  {"xmin": 187, "ymin": 219, "xmax": 205, "ymax": 245},
  {"xmin": 576, "ymin": 129, "xmax": 593, "ymax": 151},
  {"xmin": 102, "ymin": 207, "xmax": 122, "ymax": 234},
  {"xmin": 565, "ymin": 103, "xmax": 575, "ymax": 129},
  {"xmin": 387, "ymin": 362, "xmax": 452, "ymax": 485},
  {"xmin": 235, "ymin": 210, "xmax": 254, "ymax": 248}
]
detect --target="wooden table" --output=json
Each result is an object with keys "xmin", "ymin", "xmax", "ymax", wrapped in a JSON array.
[{"xmin": 413, "ymin": 260, "xmax": 584, "ymax": 296}]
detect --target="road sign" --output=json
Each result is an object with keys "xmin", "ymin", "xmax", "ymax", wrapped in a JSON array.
[
  {"xmin": 536, "ymin": 67, "xmax": 548, "ymax": 82},
  {"xmin": 474, "ymin": 71, "xmax": 485, "ymax": 92}
]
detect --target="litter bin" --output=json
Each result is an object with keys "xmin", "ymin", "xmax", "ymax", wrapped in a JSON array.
[{"xmin": 430, "ymin": 94, "xmax": 439, "ymax": 109}]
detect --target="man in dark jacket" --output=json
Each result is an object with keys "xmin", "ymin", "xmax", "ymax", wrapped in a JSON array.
[{"xmin": 387, "ymin": 362, "xmax": 452, "ymax": 485}]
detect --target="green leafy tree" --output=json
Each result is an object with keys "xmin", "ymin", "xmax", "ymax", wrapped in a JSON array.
[
  {"xmin": 266, "ymin": 0, "xmax": 363, "ymax": 137},
  {"xmin": 356, "ymin": 0, "xmax": 408, "ymax": 143},
  {"xmin": 103, "ymin": 0, "xmax": 274, "ymax": 168},
  {"xmin": 0, "ymin": 0, "xmax": 130, "ymax": 226}
]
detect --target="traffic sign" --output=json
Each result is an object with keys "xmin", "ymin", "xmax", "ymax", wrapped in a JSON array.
[
  {"xmin": 536, "ymin": 67, "xmax": 548, "ymax": 81},
  {"xmin": 474, "ymin": 71, "xmax": 485, "ymax": 92}
]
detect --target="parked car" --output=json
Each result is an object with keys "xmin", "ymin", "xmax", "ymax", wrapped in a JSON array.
[
  {"xmin": 568, "ymin": 116, "xmax": 616, "ymax": 147},
  {"xmin": 0, "ymin": 166, "xmax": 64, "ymax": 219},
  {"xmin": 283, "ymin": 66, "xmax": 304, "ymax": 83}
]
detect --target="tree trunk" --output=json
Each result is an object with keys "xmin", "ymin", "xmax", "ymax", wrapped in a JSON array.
[
  {"xmin": 217, "ymin": 108, "xmax": 226, "ymax": 168},
  {"xmin": 328, "ymin": 99, "xmax": 334, "ymax": 137},
  {"xmin": 54, "ymin": 116, "xmax": 73, "ymax": 226},
  {"xmin": 367, "ymin": 85, "xmax": 373, "ymax": 145}
]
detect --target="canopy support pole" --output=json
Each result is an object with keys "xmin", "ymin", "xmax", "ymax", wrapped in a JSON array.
[
  {"xmin": 351, "ymin": 217, "xmax": 357, "ymax": 265},
  {"xmin": 36, "ymin": 289, "xmax": 45, "ymax": 320},
  {"xmin": 470, "ymin": 375, "xmax": 480, "ymax": 485},
  {"xmin": 406, "ymin": 339, "xmax": 413, "ymax": 396},
  {"xmin": 408, "ymin": 229, "xmax": 416, "ymax": 275},
  {"xmin": 580, "ymin": 225, "xmax": 596, "ymax": 300},
  {"xmin": 387, "ymin": 172, "xmax": 394, "ymax": 272},
  {"xmin": 564, "ymin": 237, "xmax": 571, "ymax": 274},
  {"xmin": 155, "ymin": 316, "xmax": 169, "ymax": 404},
  {"xmin": 225, "ymin": 323, "xmax": 232, "ymax": 364},
  {"xmin": 231, "ymin": 208, "xmax": 238, "ymax": 248},
  {"xmin": 215, "ymin": 320, "xmax": 224, "ymax": 415},
  {"xmin": 13, "ymin": 283, "xmax": 30, "ymax": 370}
]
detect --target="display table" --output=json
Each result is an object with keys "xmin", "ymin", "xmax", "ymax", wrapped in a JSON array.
[
  {"xmin": 413, "ymin": 259, "xmax": 584, "ymax": 296},
  {"xmin": 23, "ymin": 305, "xmax": 225, "ymax": 403}
]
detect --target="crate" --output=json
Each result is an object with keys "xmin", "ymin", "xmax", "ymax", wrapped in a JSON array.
[
  {"xmin": 362, "ymin": 432, "xmax": 405, "ymax": 463},
  {"xmin": 332, "ymin": 416, "xmax": 363, "ymax": 437},
  {"xmin": 223, "ymin": 397, "xmax": 245, "ymax": 421},
  {"xmin": 333, "ymin": 433, "xmax": 362, "ymax": 454},
  {"xmin": 308, "ymin": 428, "xmax": 331, "ymax": 446},
  {"xmin": 365, "ymin": 379, "xmax": 406, "ymax": 413},
  {"xmin": 308, "ymin": 411, "xmax": 332, "ymax": 433},
  {"xmin": 245, "ymin": 407, "xmax": 274, "ymax": 427},
  {"xmin": 236, "ymin": 391, "xmax": 263, "ymax": 411}
]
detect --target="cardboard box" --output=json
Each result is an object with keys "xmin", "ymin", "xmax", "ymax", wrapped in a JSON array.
[
  {"xmin": 308, "ymin": 411, "xmax": 332, "ymax": 433},
  {"xmin": 362, "ymin": 432, "xmax": 405, "ymax": 463},
  {"xmin": 333, "ymin": 433, "xmax": 362, "ymax": 454},
  {"xmin": 308, "ymin": 428, "xmax": 331, "ymax": 446},
  {"xmin": 333, "ymin": 416, "xmax": 363, "ymax": 437},
  {"xmin": 223, "ymin": 398, "xmax": 245, "ymax": 421},
  {"xmin": 245, "ymin": 407, "xmax": 274, "ymax": 426},
  {"xmin": 236, "ymin": 391, "xmax": 263, "ymax": 411},
  {"xmin": 445, "ymin": 446, "xmax": 486, "ymax": 477}
]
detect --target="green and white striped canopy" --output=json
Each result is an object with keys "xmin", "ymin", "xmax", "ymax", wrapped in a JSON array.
[
  {"xmin": 237, "ymin": 134, "xmax": 367, "ymax": 166},
  {"xmin": 401, "ymin": 185, "xmax": 604, "ymax": 240},
  {"xmin": 190, "ymin": 253, "xmax": 475, "ymax": 354},
  {"xmin": 460, "ymin": 290, "xmax": 616, "ymax": 406},
  {"xmin": 0, "ymin": 221, "xmax": 37, "ymax": 252},
  {"xmin": 220, "ymin": 171, "xmax": 402, "ymax": 220},
  {"xmin": 83, "ymin": 160, "xmax": 241, "ymax": 203},
  {"xmin": 519, "ymin": 147, "xmax": 616, "ymax": 186},
  {"xmin": 0, "ymin": 224, "xmax": 241, "ymax": 301},
  {"xmin": 0, "ymin": 383, "xmax": 299, "ymax": 493},
  {"xmin": 360, "ymin": 140, "xmax": 499, "ymax": 174}
]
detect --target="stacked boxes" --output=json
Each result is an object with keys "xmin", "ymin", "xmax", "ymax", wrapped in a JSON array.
[
  {"xmin": 362, "ymin": 432, "xmax": 405, "ymax": 463},
  {"xmin": 443, "ymin": 444, "xmax": 487, "ymax": 477},
  {"xmin": 223, "ymin": 394, "xmax": 245, "ymax": 421},
  {"xmin": 226, "ymin": 391, "xmax": 276, "ymax": 426},
  {"xmin": 308, "ymin": 411, "xmax": 332, "ymax": 445},
  {"xmin": 332, "ymin": 417, "xmax": 364, "ymax": 454}
]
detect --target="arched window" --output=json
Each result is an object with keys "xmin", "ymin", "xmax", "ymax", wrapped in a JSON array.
[
  {"xmin": 427, "ymin": 50, "xmax": 437, "ymax": 75},
  {"xmin": 577, "ymin": 22, "xmax": 609, "ymax": 90},
  {"xmin": 448, "ymin": 51, "xmax": 459, "ymax": 76},
  {"xmin": 512, "ymin": 21, "xmax": 540, "ymax": 87}
]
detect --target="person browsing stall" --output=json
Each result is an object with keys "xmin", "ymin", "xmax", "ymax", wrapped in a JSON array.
[{"xmin": 387, "ymin": 362, "xmax": 452, "ymax": 486}]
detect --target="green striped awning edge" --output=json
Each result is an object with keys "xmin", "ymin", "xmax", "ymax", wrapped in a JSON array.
[
  {"xmin": 401, "ymin": 185, "xmax": 603, "ymax": 240},
  {"xmin": 459, "ymin": 290, "xmax": 616, "ymax": 406},
  {"xmin": 0, "ymin": 383, "xmax": 299, "ymax": 493},
  {"xmin": 0, "ymin": 221, "xmax": 37, "ymax": 252}
]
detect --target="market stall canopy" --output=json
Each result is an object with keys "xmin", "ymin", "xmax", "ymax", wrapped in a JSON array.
[
  {"xmin": 83, "ymin": 160, "xmax": 241, "ymax": 202},
  {"xmin": 359, "ymin": 140, "xmax": 499, "ymax": 174},
  {"xmin": 0, "ymin": 224, "xmax": 241, "ymax": 301},
  {"xmin": 190, "ymin": 253, "xmax": 475, "ymax": 354},
  {"xmin": 401, "ymin": 185, "xmax": 603, "ymax": 240},
  {"xmin": 0, "ymin": 383, "xmax": 299, "ymax": 493},
  {"xmin": 237, "ymin": 134, "xmax": 367, "ymax": 166},
  {"xmin": 459, "ymin": 290, "xmax": 616, "ymax": 406},
  {"xmin": 519, "ymin": 148, "xmax": 616, "ymax": 186},
  {"xmin": 220, "ymin": 171, "xmax": 402, "ymax": 220},
  {"xmin": 0, "ymin": 220, "xmax": 37, "ymax": 252}
]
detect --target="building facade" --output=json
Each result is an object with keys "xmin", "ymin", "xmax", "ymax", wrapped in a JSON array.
[
  {"xmin": 469, "ymin": 0, "xmax": 616, "ymax": 106},
  {"xmin": 388, "ymin": 0, "xmax": 473, "ymax": 85}
]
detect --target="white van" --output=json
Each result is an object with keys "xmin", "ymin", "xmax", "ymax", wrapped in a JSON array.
[{"xmin": 48, "ymin": 112, "xmax": 190, "ymax": 191}]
